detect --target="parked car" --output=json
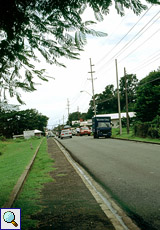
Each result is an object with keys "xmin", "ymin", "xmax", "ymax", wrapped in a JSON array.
[
  {"xmin": 60, "ymin": 129, "xmax": 72, "ymax": 139},
  {"xmin": 80, "ymin": 126, "xmax": 91, "ymax": 136}
]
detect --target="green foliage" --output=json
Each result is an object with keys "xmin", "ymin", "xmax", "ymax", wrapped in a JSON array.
[
  {"xmin": 112, "ymin": 127, "xmax": 160, "ymax": 143},
  {"xmin": 134, "ymin": 69, "xmax": 160, "ymax": 122},
  {"xmin": 0, "ymin": 0, "xmax": 159, "ymax": 103},
  {"xmin": 68, "ymin": 111, "xmax": 81, "ymax": 123},
  {"xmin": 95, "ymin": 85, "xmax": 118, "ymax": 114},
  {"xmin": 134, "ymin": 122, "xmax": 150, "ymax": 138},
  {"xmin": 133, "ymin": 116, "xmax": 160, "ymax": 138},
  {"xmin": 121, "ymin": 117, "xmax": 135, "ymax": 128},
  {"xmin": 119, "ymin": 74, "xmax": 138, "ymax": 111},
  {"xmin": 0, "ymin": 109, "xmax": 48, "ymax": 138},
  {"xmin": 0, "ymin": 135, "xmax": 6, "ymax": 141},
  {"xmin": 86, "ymin": 75, "xmax": 138, "ymax": 117},
  {"xmin": 68, "ymin": 111, "xmax": 88, "ymax": 124}
]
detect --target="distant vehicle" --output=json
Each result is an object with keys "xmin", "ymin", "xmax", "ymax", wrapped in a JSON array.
[
  {"xmin": 71, "ymin": 128, "xmax": 76, "ymax": 136},
  {"xmin": 92, "ymin": 116, "xmax": 112, "ymax": 138},
  {"xmin": 80, "ymin": 126, "xmax": 91, "ymax": 136},
  {"xmin": 48, "ymin": 131, "xmax": 55, "ymax": 137},
  {"xmin": 57, "ymin": 130, "xmax": 61, "ymax": 138},
  {"xmin": 60, "ymin": 129, "xmax": 72, "ymax": 139},
  {"xmin": 64, "ymin": 125, "xmax": 71, "ymax": 129}
]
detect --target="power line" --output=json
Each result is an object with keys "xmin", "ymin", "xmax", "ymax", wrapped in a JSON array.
[
  {"xmin": 95, "ymin": 12, "xmax": 130, "ymax": 65},
  {"xmin": 113, "ymin": 11, "xmax": 160, "ymax": 59},
  {"xmin": 119, "ymin": 27, "xmax": 160, "ymax": 63},
  {"xmin": 95, "ymin": 6, "xmax": 153, "ymax": 70},
  {"xmin": 101, "ymin": 9, "xmax": 160, "ymax": 68},
  {"xmin": 139, "ymin": 76, "xmax": 160, "ymax": 86},
  {"xmin": 129, "ymin": 50, "xmax": 160, "ymax": 72}
]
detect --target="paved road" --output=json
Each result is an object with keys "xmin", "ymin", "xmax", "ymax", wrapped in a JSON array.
[{"xmin": 57, "ymin": 136, "xmax": 160, "ymax": 230}]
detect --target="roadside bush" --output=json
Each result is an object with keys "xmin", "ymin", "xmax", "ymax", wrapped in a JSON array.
[
  {"xmin": 133, "ymin": 118, "xmax": 160, "ymax": 139},
  {"xmin": 0, "ymin": 136, "xmax": 6, "ymax": 141},
  {"xmin": 121, "ymin": 117, "xmax": 136, "ymax": 128},
  {"xmin": 134, "ymin": 122, "xmax": 150, "ymax": 138},
  {"xmin": 148, "ymin": 127, "xmax": 160, "ymax": 138}
]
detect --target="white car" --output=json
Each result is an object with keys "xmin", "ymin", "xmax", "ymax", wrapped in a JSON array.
[{"xmin": 60, "ymin": 129, "xmax": 72, "ymax": 139}]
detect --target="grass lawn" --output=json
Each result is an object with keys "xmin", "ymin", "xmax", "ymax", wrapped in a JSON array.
[
  {"xmin": 13, "ymin": 138, "xmax": 54, "ymax": 230},
  {"xmin": 112, "ymin": 127, "xmax": 160, "ymax": 144},
  {"xmin": 0, "ymin": 137, "xmax": 43, "ymax": 207}
]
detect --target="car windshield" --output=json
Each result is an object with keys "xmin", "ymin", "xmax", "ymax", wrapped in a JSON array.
[
  {"xmin": 61, "ymin": 129, "xmax": 70, "ymax": 133},
  {"xmin": 81, "ymin": 127, "xmax": 89, "ymax": 130},
  {"xmin": 98, "ymin": 122, "xmax": 110, "ymax": 128}
]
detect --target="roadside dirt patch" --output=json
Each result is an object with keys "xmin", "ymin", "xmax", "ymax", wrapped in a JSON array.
[{"xmin": 31, "ymin": 138, "xmax": 115, "ymax": 230}]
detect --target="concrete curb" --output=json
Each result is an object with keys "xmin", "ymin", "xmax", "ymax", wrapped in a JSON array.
[
  {"xmin": 111, "ymin": 137, "xmax": 160, "ymax": 145},
  {"xmin": 3, "ymin": 138, "xmax": 44, "ymax": 208}
]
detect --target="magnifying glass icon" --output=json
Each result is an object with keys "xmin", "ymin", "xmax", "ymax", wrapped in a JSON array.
[{"xmin": 3, "ymin": 211, "xmax": 18, "ymax": 227}]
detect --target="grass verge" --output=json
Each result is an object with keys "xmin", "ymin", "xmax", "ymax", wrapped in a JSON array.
[
  {"xmin": 13, "ymin": 138, "xmax": 54, "ymax": 230},
  {"xmin": 0, "ymin": 137, "xmax": 42, "ymax": 207},
  {"xmin": 112, "ymin": 128, "xmax": 160, "ymax": 144}
]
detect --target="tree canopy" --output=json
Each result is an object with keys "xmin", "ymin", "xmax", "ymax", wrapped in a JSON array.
[
  {"xmin": 119, "ymin": 73, "xmax": 138, "ymax": 111},
  {"xmin": 0, "ymin": 109, "xmax": 48, "ymax": 138},
  {"xmin": 86, "ymin": 74, "xmax": 138, "ymax": 117},
  {"xmin": 0, "ymin": 0, "xmax": 159, "ymax": 103},
  {"xmin": 134, "ymin": 69, "xmax": 160, "ymax": 122}
]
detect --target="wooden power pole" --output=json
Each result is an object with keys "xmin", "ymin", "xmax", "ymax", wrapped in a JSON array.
[
  {"xmin": 124, "ymin": 67, "xmax": 130, "ymax": 134},
  {"xmin": 115, "ymin": 59, "xmax": 122, "ymax": 135},
  {"xmin": 88, "ymin": 58, "xmax": 97, "ymax": 117}
]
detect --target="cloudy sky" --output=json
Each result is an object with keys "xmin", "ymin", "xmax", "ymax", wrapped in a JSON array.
[{"xmin": 10, "ymin": 3, "xmax": 160, "ymax": 128}]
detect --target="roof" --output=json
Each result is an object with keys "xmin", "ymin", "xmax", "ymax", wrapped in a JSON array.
[
  {"xmin": 34, "ymin": 129, "xmax": 42, "ymax": 133},
  {"xmin": 95, "ymin": 112, "xmax": 136, "ymax": 120}
]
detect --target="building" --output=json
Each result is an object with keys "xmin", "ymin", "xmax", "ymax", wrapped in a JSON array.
[
  {"xmin": 95, "ymin": 112, "xmax": 136, "ymax": 128},
  {"xmin": 23, "ymin": 130, "xmax": 42, "ymax": 139},
  {"xmin": 71, "ymin": 112, "xmax": 135, "ymax": 129}
]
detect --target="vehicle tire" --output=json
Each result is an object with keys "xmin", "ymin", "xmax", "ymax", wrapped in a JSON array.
[
  {"xmin": 70, "ymin": 136, "xmax": 72, "ymax": 138},
  {"xmin": 61, "ymin": 137, "xmax": 63, "ymax": 139},
  {"xmin": 88, "ymin": 134, "xmax": 90, "ymax": 136},
  {"xmin": 94, "ymin": 134, "xmax": 97, "ymax": 138}
]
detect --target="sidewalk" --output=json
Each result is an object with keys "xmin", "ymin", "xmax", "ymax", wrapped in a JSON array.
[{"xmin": 31, "ymin": 138, "xmax": 116, "ymax": 230}]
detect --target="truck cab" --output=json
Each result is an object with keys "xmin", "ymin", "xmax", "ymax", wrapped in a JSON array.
[{"xmin": 92, "ymin": 116, "xmax": 112, "ymax": 138}]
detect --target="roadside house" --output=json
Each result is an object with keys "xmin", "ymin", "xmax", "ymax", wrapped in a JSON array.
[
  {"xmin": 23, "ymin": 129, "xmax": 42, "ymax": 139},
  {"xmin": 71, "ymin": 112, "xmax": 135, "ymax": 129},
  {"xmin": 96, "ymin": 112, "xmax": 136, "ymax": 128}
]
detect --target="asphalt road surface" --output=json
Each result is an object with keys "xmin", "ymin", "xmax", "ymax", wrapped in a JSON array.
[{"xmin": 57, "ymin": 136, "xmax": 160, "ymax": 230}]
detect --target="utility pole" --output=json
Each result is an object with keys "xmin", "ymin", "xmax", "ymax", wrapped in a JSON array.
[
  {"xmin": 115, "ymin": 59, "xmax": 122, "ymax": 135},
  {"xmin": 124, "ymin": 67, "xmax": 130, "ymax": 134},
  {"xmin": 67, "ymin": 98, "xmax": 70, "ymax": 124},
  {"xmin": 63, "ymin": 115, "xmax": 64, "ymax": 126},
  {"xmin": 88, "ymin": 58, "xmax": 97, "ymax": 117},
  {"xmin": 77, "ymin": 106, "xmax": 80, "ymax": 121}
]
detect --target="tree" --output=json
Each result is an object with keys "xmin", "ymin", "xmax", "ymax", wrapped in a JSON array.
[
  {"xmin": 86, "ymin": 84, "xmax": 117, "ymax": 116},
  {"xmin": 0, "ymin": 109, "xmax": 48, "ymax": 138},
  {"xmin": 0, "ymin": 0, "xmax": 159, "ymax": 102},
  {"xmin": 96, "ymin": 85, "xmax": 118, "ymax": 114},
  {"xmin": 68, "ymin": 111, "xmax": 88, "ymax": 124},
  {"xmin": 134, "ymin": 69, "xmax": 160, "ymax": 122},
  {"xmin": 68, "ymin": 112, "xmax": 81, "ymax": 124},
  {"xmin": 119, "ymin": 73, "xmax": 138, "ymax": 111}
]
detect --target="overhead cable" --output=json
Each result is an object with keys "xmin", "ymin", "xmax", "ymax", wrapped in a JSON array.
[
  {"xmin": 95, "ymin": 5, "xmax": 152, "ymax": 70},
  {"xmin": 119, "ymin": 28, "xmax": 160, "ymax": 63},
  {"xmin": 113, "ymin": 11, "xmax": 160, "ymax": 59}
]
